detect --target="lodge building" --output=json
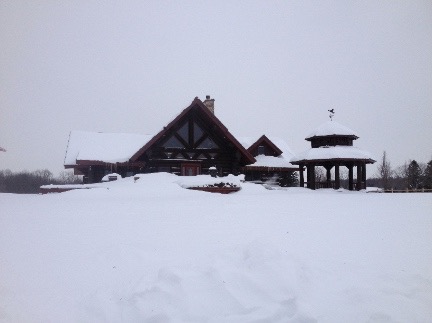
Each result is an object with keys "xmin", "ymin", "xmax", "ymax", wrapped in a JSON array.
[
  {"xmin": 64, "ymin": 96, "xmax": 375, "ymax": 189},
  {"xmin": 64, "ymin": 96, "xmax": 299, "ymax": 184}
]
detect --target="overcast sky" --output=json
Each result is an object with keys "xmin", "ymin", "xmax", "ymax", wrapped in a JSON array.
[{"xmin": 1, "ymin": 1, "xmax": 431, "ymax": 176}]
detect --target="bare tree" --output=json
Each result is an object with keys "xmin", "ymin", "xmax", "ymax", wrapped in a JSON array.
[
  {"xmin": 377, "ymin": 151, "xmax": 392, "ymax": 189},
  {"xmin": 314, "ymin": 166, "xmax": 326, "ymax": 183},
  {"xmin": 58, "ymin": 170, "xmax": 82, "ymax": 184}
]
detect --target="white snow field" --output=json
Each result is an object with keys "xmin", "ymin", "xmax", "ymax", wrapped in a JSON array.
[{"xmin": 1, "ymin": 173, "xmax": 431, "ymax": 323}]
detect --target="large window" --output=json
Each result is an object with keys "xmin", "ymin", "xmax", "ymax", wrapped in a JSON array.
[
  {"xmin": 178, "ymin": 122, "xmax": 189, "ymax": 142},
  {"xmin": 198, "ymin": 137, "xmax": 218, "ymax": 149},
  {"xmin": 162, "ymin": 136, "xmax": 185, "ymax": 148},
  {"xmin": 193, "ymin": 122, "xmax": 204, "ymax": 143}
]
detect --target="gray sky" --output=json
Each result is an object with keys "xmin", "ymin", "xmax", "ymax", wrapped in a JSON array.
[{"xmin": 1, "ymin": 1, "xmax": 431, "ymax": 176}]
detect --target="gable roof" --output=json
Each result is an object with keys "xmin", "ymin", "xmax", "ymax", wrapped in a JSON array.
[
  {"xmin": 130, "ymin": 97, "xmax": 256, "ymax": 164},
  {"xmin": 247, "ymin": 135, "xmax": 283, "ymax": 156},
  {"xmin": 238, "ymin": 135, "xmax": 296, "ymax": 161},
  {"xmin": 238, "ymin": 135, "xmax": 298, "ymax": 170}
]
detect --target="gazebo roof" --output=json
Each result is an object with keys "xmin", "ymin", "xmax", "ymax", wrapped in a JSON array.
[
  {"xmin": 291, "ymin": 146, "xmax": 376, "ymax": 164},
  {"xmin": 305, "ymin": 120, "xmax": 358, "ymax": 140}
]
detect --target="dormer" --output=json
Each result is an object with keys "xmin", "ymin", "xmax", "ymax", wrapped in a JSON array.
[{"xmin": 247, "ymin": 135, "xmax": 283, "ymax": 157}]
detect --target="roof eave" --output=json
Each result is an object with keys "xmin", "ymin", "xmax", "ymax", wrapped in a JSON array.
[
  {"xmin": 291, "ymin": 158, "xmax": 376, "ymax": 164},
  {"xmin": 305, "ymin": 134, "xmax": 359, "ymax": 141}
]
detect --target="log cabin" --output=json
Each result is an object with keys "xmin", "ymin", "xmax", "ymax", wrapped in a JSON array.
[{"xmin": 64, "ymin": 96, "xmax": 300, "ymax": 184}]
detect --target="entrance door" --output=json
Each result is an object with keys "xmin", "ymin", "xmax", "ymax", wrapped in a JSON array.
[{"xmin": 181, "ymin": 163, "xmax": 201, "ymax": 176}]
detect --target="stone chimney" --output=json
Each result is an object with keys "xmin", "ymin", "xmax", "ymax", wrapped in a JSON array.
[{"xmin": 203, "ymin": 95, "xmax": 215, "ymax": 114}]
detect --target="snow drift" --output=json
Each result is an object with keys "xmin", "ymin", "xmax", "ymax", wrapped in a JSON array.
[{"xmin": 1, "ymin": 173, "xmax": 431, "ymax": 322}]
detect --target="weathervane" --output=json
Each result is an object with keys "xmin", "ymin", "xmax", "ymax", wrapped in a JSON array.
[{"xmin": 328, "ymin": 109, "xmax": 335, "ymax": 121}]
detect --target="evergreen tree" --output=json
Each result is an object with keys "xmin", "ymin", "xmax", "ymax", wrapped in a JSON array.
[
  {"xmin": 278, "ymin": 171, "xmax": 299, "ymax": 187},
  {"xmin": 406, "ymin": 160, "xmax": 422, "ymax": 189},
  {"xmin": 423, "ymin": 160, "xmax": 432, "ymax": 189}
]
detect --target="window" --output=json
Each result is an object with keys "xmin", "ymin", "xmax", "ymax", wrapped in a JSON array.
[
  {"xmin": 197, "ymin": 137, "xmax": 218, "ymax": 149},
  {"xmin": 177, "ymin": 122, "xmax": 189, "ymax": 143},
  {"xmin": 162, "ymin": 136, "xmax": 185, "ymax": 148},
  {"xmin": 258, "ymin": 145, "xmax": 265, "ymax": 155}
]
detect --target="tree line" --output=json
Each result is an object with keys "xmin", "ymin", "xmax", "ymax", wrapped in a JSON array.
[
  {"xmin": 368, "ymin": 151, "xmax": 432, "ymax": 190},
  {"xmin": 1, "ymin": 153, "xmax": 431, "ymax": 193},
  {"xmin": 0, "ymin": 169, "xmax": 82, "ymax": 194}
]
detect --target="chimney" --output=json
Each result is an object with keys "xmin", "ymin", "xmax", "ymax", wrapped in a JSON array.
[{"xmin": 203, "ymin": 95, "xmax": 215, "ymax": 114}]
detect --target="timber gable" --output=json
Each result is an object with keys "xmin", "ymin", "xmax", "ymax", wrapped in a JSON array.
[
  {"xmin": 130, "ymin": 98, "xmax": 255, "ymax": 176},
  {"xmin": 247, "ymin": 135, "xmax": 283, "ymax": 157}
]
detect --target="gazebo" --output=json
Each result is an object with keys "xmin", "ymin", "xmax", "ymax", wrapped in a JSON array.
[{"xmin": 291, "ymin": 120, "xmax": 375, "ymax": 190}]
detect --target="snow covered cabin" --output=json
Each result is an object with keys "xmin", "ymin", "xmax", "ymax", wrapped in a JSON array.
[
  {"xmin": 64, "ymin": 96, "xmax": 300, "ymax": 184},
  {"xmin": 291, "ymin": 120, "xmax": 376, "ymax": 190}
]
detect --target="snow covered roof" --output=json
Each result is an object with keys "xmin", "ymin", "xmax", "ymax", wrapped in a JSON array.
[
  {"xmin": 247, "ymin": 155, "xmax": 297, "ymax": 168},
  {"xmin": 65, "ymin": 129, "xmax": 298, "ymax": 170},
  {"xmin": 306, "ymin": 121, "xmax": 358, "ymax": 140},
  {"xmin": 64, "ymin": 131, "xmax": 153, "ymax": 165},
  {"xmin": 238, "ymin": 136, "xmax": 295, "ymax": 159},
  {"xmin": 238, "ymin": 136, "xmax": 298, "ymax": 169},
  {"xmin": 291, "ymin": 146, "xmax": 376, "ymax": 163}
]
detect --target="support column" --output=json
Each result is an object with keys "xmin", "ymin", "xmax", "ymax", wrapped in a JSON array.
[
  {"xmin": 335, "ymin": 165, "xmax": 340, "ymax": 189},
  {"xmin": 299, "ymin": 164, "xmax": 304, "ymax": 188},
  {"xmin": 356, "ymin": 163, "xmax": 362, "ymax": 191},
  {"xmin": 348, "ymin": 165, "xmax": 354, "ymax": 191},
  {"xmin": 310, "ymin": 164, "xmax": 316, "ymax": 190},
  {"xmin": 88, "ymin": 166, "xmax": 94, "ymax": 184},
  {"xmin": 306, "ymin": 165, "xmax": 313, "ymax": 189},
  {"xmin": 326, "ymin": 166, "xmax": 332, "ymax": 188},
  {"xmin": 362, "ymin": 163, "xmax": 367, "ymax": 189}
]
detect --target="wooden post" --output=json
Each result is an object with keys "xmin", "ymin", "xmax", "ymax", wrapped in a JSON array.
[
  {"xmin": 362, "ymin": 163, "xmax": 367, "ymax": 189},
  {"xmin": 299, "ymin": 165, "xmax": 304, "ymax": 188},
  {"xmin": 348, "ymin": 165, "xmax": 354, "ymax": 191},
  {"xmin": 335, "ymin": 165, "xmax": 340, "ymax": 189},
  {"xmin": 326, "ymin": 166, "xmax": 332, "ymax": 187},
  {"xmin": 88, "ymin": 166, "xmax": 94, "ymax": 184},
  {"xmin": 356, "ymin": 164, "xmax": 362, "ymax": 191},
  {"xmin": 310, "ymin": 164, "xmax": 316, "ymax": 190}
]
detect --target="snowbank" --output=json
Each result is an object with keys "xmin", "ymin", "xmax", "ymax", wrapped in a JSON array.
[{"xmin": 1, "ymin": 173, "xmax": 431, "ymax": 322}]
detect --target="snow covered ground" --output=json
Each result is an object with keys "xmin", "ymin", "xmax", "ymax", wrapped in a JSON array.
[{"xmin": 1, "ymin": 173, "xmax": 431, "ymax": 322}]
